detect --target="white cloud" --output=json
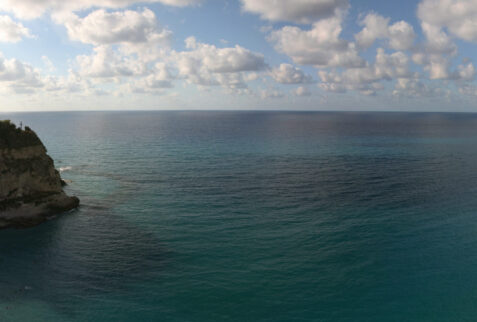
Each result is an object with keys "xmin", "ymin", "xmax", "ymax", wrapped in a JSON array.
[
  {"xmin": 3, "ymin": 0, "xmax": 476, "ymax": 107},
  {"xmin": 0, "ymin": 54, "xmax": 40, "ymax": 84},
  {"xmin": 393, "ymin": 78, "xmax": 427, "ymax": 97},
  {"xmin": 170, "ymin": 37, "xmax": 266, "ymax": 89},
  {"xmin": 318, "ymin": 82, "xmax": 346, "ymax": 93},
  {"xmin": 392, "ymin": 78, "xmax": 440, "ymax": 97},
  {"xmin": 270, "ymin": 64, "xmax": 313, "ymax": 84},
  {"xmin": 388, "ymin": 21, "xmax": 416, "ymax": 51},
  {"xmin": 459, "ymin": 84, "xmax": 477, "ymax": 96},
  {"xmin": 77, "ymin": 37, "xmax": 266, "ymax": 94},
  {"xmin": 0, "ymin": 52, "xmax": 46, "ymax": 93},
  {"xmin": 76, "ymin": 45, "xmax": 147, "ymax": 78},
  {"xmin": 260, "ymin": 88, "xmax": 285, "ymax": 99},
  {"xmin": 0, "ymin": 0, "xmax": 202, "ymax": 19},
  {"xmin": 355, "ymin": 13, "xmax": 388, "ymax": 48},
  {"xmin": 355, "ymin": 13, "xmax": 415, "ymax": 50},
  {"xmin": 215, "ymin": 73, "xmax": 251, "ymax": 90},
  {"xmin": 58, "ymin": 9, "xmax": 172, "ymax": 49},
  {"xmin": 145, "ymin": 62, "xmax": 174, "ymax": 88},
  {"xmin": 420, "ymin": 22, "xmax": 456, "ymax": 56},
  {"xmin": 294, "ymin": 86, "xmax": 311, "ymax": 96},
  {"xmin": 43, "ymin": 70, "xmax": 93, "ymax": 94},
  {"xmin": 418, "ymin": 0, "xmax": 477, "ymax": 42},
  {"xmin": 268, "ymin": 13, "xmax": 364, "ymax": 68},
  {"xmin": 241, "ymin": 0, "xmax": 348, "ymax": 24},
  {"xmin": 426, "ymin": 55, "xmax": 451, "ymax": 80},
  {"xmin": 412, "ymin": 50, "xmax": 475, "ymax": 80},
  {"xmin": 413, "ymin": 2, "xmax": 467, "ymax": 81},
  {"xmin": 181, "ymin": 37, "xmax": 266, "ymax": 73},
  {"xmin": 318, "ymin": 48, "xmax": 414, "ymax": 95},
  {"xmin": 457, "ymin": 61, "xmax": 476, "ymax": 80},
  {"xmin": 0, "ymin": 15, "xmax": 32, "ymax": 42},
  {"xmin": 120, "ymin": 62, "xmax": 174, "ymax": 95}
]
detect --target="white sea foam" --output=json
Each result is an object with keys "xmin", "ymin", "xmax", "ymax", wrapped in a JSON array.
[{"xmin": 58, "ymin": 166, "xmax": 72, "ymax": 173}]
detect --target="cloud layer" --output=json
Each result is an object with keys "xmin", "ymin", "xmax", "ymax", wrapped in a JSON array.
[
  {"xmin": 418, "ymin": 0, "xmax": 477, "ymax": 42},
  {"xmin": 0, "ymin": 0, "xmax": 477, "ymax": 110},
  {"xmin": 0, "ymin": 15, "xmax": 32, "ymax": 42},
  {"xmin": 0, "ymin": 0, "xmax": 201, "ymax": 19},
  {"xmin": 269, "ymin": 13, "xmax": 364, "ymax": 68},
  {"xmin": 60, "ymin": 9, "xmax": 172, "ymax": 47},
  {"xmin": 241, "ymin": 0, "xmax": 348, "ymax": 24}
]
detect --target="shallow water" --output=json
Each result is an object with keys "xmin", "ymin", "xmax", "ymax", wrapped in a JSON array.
[{"xmin": 1, "ymin": 111, "xmax": 477, "ymax": 321}]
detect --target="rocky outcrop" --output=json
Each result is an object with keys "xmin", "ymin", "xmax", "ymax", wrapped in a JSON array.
[{"xmin": 0, "ymin": 120, "xmax": 79, "ymax": 229}]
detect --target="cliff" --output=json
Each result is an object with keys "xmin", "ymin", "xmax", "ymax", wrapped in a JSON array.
[{"xmin": 0, "ymin": 120, "xmax": 79, "ymax": 228}]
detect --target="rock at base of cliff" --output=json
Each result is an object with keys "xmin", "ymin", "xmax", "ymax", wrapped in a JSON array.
[
  {"xmin": 1, "ymin": 121, "xmax": 80, "ymax": 229},
  {"xmin": 0, "ymin": 193, "xmax": 80, "ymax": 229}
]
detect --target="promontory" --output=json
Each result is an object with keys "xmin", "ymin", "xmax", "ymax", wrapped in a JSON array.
[{"xmin": 0, "ymin": 120, "xmax": 79, "ymax": 229}]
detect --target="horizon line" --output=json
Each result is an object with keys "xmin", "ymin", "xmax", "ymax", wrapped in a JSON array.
[{"xmin": 2, "ymin": 109, "xmax": 477, "ymax": 114}]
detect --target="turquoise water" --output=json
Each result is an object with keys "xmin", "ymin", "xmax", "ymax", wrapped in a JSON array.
[{"xmin": 2, "ymin": 111, "xmax": 477, "ymax": 321}]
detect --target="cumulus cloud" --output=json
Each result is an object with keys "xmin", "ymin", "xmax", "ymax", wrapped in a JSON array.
[
  {"xmin": 411, "ymin": 48, "xmax": 451, "ymax": 81},
  {"xmin": 181, "ymin": 37, "xmax": 266, "ymax": 73},
  {"xmin": 121, "ymin": 62, "xmax": 174, "ymax": 95},
  {"xmin": 412, "ymin": 1, "xmax": 473, "ymax": 81},
  {"xmin": 170, "ymin": 37, "xmax": 266, "ymax": 89},
  {"xmin": 260, "ymin": 88, "xmax": 285, "ymax": 99},
  {"xmin": 58, "ymin": 8, "xmax": 172, "ymax": 49},
  {"xmin": 418, "ymin": 0, "xmax": 477, "ymax": 42},
  {"xmin": 0, "ymin": 52, "xmax": 46, "ymax": 93},
  {"xmin": 458, "ymin": 84, "xmax": 477, "ymax": 96},
  {"xmin": 425, "ymin": 55, "xmax": 451, "ymax": 80},
  {"xmin": 268, "ymin": 13, "xmax": 364, "ymax": 68},
  {"xmin": 294, "ymin": 86, "xmax": 311, "ymax": 96},
  {"xmin": 318, "ymin": 82, "xmax": 346, "ymax": 93},
  {"xmin": 392, "ymin": 78, "xmax": 430, "ymax": 97},
  {"xmin": 412, "ymin": 26, "xmax": 474, "ymax": 81},
  {"xmin": 143, "ymin": 62, "xmax": 174, "ymax": 88},
  {"xmin": 241, "ymin": 0, "xmax": 348, "ymax": 24},
  {"xmin": 318, "ymin": 48, "xmax": 414, "ymax": 95},
  {"xmin": 73, "ymin": 37, "xmax": 265, "ymax": 95},
  {"xmin": 261, "ymin": 0, "xmax": 475, "ymax": 99},
  {"xmin": 419, "ymin": 22, "xmax": 456, "ymax": 56},
  {"xmin": 0, "ymin": 15, "xmax": 32, "ymax": 42},
  {"xmin": 413, "ymin": 53, "xmax": 475, "ymax": 81},
  {"xmin": 68, "ymin": 9, "xmax": 182, "ymax": 82},
  {"xmin": 270, "ymin": 64, "xmax": 313, "ymax": 84},
  {"xmin": 0, "ymin": 0, "xmax": 202, "ymax": 19},
  {"xmin": 43, "ymin": 70, "xmax": 94, "ymax": 94},
  {"xmin": 76, "ymin": 45, "xmax": 147, "ymax": 78},
  {"xmin": 355, "ymin": 13, "xmax": 415, "ymax": 50},
  {"xmin": 391, "ymin": 78, "xmax": 448, "ymax": 98},
  {"xmin": 3, "ymin": 0, "xmax": 476, "ymax": 104},
  {"xmin": 457, "ymin": 61, "xmax": 476, "ymax": 81},
  {"xmin": 0, "ymin": 55, "xmax": 39, "ymax": 84}
]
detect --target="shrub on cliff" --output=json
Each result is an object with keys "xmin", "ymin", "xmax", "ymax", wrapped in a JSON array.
[{"xmin": 0, "ymin": 120, "xmax": 43, "ymax": 149}]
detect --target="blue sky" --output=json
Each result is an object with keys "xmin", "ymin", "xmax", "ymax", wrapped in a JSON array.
[{"xmin": 0, "ymin": 0, "xmax": 477, "ymax": 111}]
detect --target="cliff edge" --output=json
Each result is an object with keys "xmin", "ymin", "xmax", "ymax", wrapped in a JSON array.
[{"xmin": 0, "ymin": 120, "xmax": 79, "ymax": 229}]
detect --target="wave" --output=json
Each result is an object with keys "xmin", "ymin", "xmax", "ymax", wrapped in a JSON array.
[{"xmin": 59, "ymin": 166, "xmax": 72, "ymax": 173}]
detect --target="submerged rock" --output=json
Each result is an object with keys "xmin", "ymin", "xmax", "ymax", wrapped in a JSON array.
[{"xmin": 0, "ymin": 120, "xmax": 79, "ymax": 229}]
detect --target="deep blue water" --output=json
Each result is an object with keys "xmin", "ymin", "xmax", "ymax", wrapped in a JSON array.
[{"xmin": 2, "ymin": 111, "xmax": 477, "ymax": 321}]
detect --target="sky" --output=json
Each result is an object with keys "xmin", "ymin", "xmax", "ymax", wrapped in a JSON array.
[{"xmin": 1, "ymin": 0, "xmax": 477, "ymax": 112}]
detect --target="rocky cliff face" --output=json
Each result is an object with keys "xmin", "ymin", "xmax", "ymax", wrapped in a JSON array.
[{"xmin": 0, "ymin": 120, "xmax": 79, "ymax": 228}]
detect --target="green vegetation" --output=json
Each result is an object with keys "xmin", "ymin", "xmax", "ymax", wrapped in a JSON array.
[{"xmin": 0, "ymin": 120, "xmax": 42, "ymax": 149}]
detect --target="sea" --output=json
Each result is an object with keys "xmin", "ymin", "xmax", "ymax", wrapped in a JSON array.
[{"xmin": 1, "ymin": 111, "xmax": 477, "ymax": 321}]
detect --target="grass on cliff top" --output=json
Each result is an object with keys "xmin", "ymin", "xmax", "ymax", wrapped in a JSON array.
[{"xmin": 0, "ymin": 120, "xmax": 43, "ymax": 149}]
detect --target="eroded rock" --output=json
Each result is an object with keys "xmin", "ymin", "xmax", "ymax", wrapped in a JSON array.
[{"xmin": 0, "ymin": 120, "xmax": 79, "ymax": 229}]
